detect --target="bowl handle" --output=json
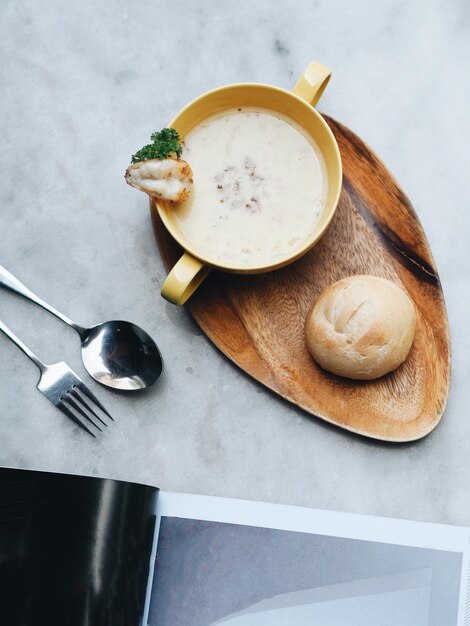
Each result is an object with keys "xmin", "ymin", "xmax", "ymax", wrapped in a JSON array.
[
  {"xmin": 293, "ymin": 61, "xmax": 331, "ymax": 107},
  {"xmin": 161, "ymin": 252, "xmax": 211, "ymax": 305}
]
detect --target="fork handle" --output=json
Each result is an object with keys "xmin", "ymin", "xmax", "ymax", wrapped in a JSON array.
[
  {"xmin": 0, "ymin": 320, "xmax": 46, "ymax": 372},
  {"xmin": 0, "ymin": 265, "xmax": 84, "ymax": 335}
]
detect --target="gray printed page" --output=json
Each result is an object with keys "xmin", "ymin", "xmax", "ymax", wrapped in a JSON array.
[
  {"xmin": 212, "ymin": 569, "xmax": 432, "ymax": 625},
  {"xmin": 147, "ymin": 494, "xmax": 468, "ymax": 626}
]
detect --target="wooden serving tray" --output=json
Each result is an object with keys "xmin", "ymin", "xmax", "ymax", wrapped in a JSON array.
[{"xmin": 151, "ymin": 116, "xmax": 451, "ymax": 442}]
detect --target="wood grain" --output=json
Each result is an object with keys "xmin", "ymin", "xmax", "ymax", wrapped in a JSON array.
[{"xmin": 151, "ymin": 115, "xmax": 451, "ymax": 442}]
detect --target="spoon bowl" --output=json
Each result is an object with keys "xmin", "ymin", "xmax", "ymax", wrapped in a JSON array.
[{"xmin": 80, "ymin": 321, "xmax": 163, "ymax": 391}]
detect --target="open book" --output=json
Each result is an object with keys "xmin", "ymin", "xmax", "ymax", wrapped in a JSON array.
[{"xmin": 1, "ymin": 467, "xmax": 469, "ymax": 625}]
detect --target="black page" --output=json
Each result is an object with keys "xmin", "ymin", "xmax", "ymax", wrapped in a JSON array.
[{"xmin": 0, "ymin": 467, "xmax": 158, "ymax": 626}]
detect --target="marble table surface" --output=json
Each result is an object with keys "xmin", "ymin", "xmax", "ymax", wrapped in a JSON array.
[{"xmin": 1, "ymin": 0, "xmax": 469, "ymax": 526}]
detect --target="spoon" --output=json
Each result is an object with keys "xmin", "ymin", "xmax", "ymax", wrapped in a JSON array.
[{"xmin": 0, "ymin": 265, "xmax": 163, "ymax": 391}]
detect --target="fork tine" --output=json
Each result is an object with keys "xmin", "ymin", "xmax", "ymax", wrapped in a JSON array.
[
  {"xmin": 56, "ymin": 401, "xmax": 96, "ymax": 438},
  {"xmin": 63, "ymin": 395, "xmax": 103, "ymax": 432},
  {"xmin": 75, "ymin": 382, "xmax": 114, "ymax": 420},
  {"xmin": 69, "ymin": 388, "xmax": 108, "ymax": 427}
]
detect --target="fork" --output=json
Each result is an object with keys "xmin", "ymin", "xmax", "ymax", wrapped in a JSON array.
[{"xmin": 0, "ymin": 319, "xmax": 113, "ymax": 437}]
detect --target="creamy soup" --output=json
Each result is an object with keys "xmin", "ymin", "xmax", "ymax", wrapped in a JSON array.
[{"xmin": 172, "ymin": 108, "xmax": 328, "ymax": 268}]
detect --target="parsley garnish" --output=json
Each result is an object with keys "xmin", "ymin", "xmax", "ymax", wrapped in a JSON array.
[{"xmin": 131, "ymin": 128, "xmax": 183, "ymax": 163}]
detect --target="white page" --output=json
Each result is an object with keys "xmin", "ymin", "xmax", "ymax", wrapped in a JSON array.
[{"xmin": 143, "ymin": 492, "xmax": 470, "ymax": 626}]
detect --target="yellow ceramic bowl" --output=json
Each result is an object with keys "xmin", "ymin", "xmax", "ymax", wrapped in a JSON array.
[{"xmin": 157, "ymin": 62, "xmax": 342, "ymax": 305}]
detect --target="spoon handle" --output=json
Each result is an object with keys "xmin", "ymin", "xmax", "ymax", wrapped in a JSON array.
[{"xmin": 0, "ymin": 265, "xmax": 84, "ymax": 335}]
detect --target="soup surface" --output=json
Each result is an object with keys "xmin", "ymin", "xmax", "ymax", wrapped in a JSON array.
[{"xmin": 171, "ymin": 107, "xmax": 328, "ymax": 268}]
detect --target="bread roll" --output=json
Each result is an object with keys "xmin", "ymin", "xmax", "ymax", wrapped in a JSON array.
[{"xmin": 305, "ymin": 276, "xmax": 416, "ymax": 380}]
